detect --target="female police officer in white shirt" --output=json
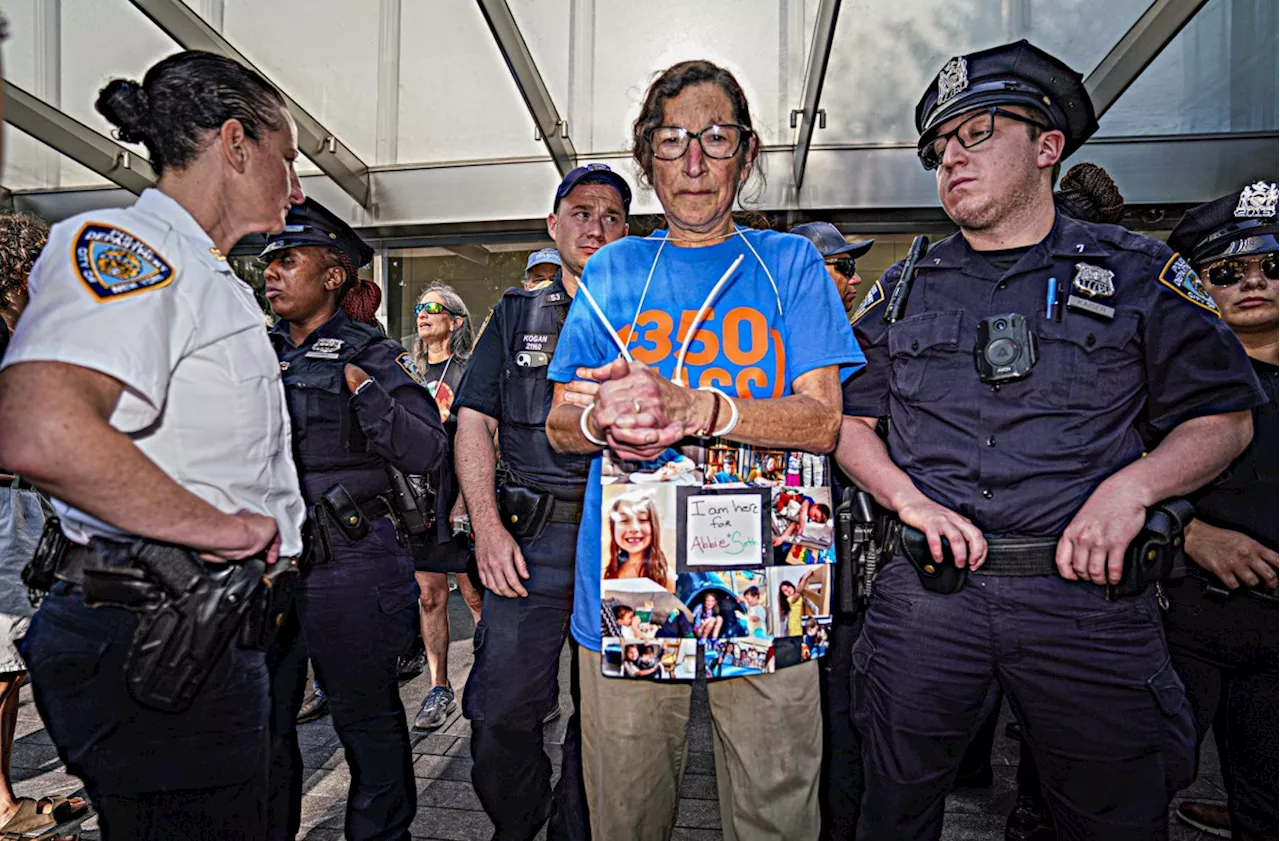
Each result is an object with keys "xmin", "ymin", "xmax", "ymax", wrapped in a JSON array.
[{"xmin": 0, "ymin": 51, "xmax": 306, "ymax": 840}]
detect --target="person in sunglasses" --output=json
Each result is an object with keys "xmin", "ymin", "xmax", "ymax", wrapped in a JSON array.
[
  {"xmin": 403, "ymin": 282, "xmax": 485, "ymax": 732},
  {"xmin": 836, "ymin": 40, "xmax": 1265, "ymax": 840},
  {"xmin": 1162, "ymin": 183, "xmax": 1278, "ymax": 841},
  {"xmin": 790, "ymin": 221, "xmax": 873, "ymax": 314}
]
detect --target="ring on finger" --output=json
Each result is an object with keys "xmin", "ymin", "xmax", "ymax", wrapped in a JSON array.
[{"xmin": 633, "ymin": 398, "xmax": 642, "ymax": 414}]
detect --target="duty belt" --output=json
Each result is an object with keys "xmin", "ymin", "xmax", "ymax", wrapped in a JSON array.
[{"xmin": 971, "ymin": 536, "xmax": 1060, "ymax": 576}]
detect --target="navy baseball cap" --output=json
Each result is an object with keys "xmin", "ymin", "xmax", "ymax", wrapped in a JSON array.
[
  {"xmin": 260, "ymin": 198, "xmax": 374, "ymax": 268},
  {"xmin": 1169, "ymin": 181, "xmax": 1279, "ymax": 266},
  {"xmin": 916, "ymin": 40, "xmax": 1098, "ymax": 163},
  {"xmin": 554, "ymin": 163, "xmax": 632, "ymax": 215},
  {"xmin": 790, "ymin": 222, "xmax": 874, "ymax": 260},
  {"xmin": 525, "ymin": 248, "xmax": 562, "ymax": 273}
]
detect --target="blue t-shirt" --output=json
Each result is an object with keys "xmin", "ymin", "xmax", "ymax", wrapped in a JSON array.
[{"xmin": 547, "ymin": 227, "xmax": 864, "ymax": 652}]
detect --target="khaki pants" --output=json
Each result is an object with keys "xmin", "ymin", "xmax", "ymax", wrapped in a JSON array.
[{"xmin": 578, "ymin": 646, "xmax": 821, "ymax": 841}]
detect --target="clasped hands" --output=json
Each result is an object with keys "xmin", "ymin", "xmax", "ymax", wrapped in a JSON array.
[{"xmin": 565, "ymin": 358, "xmax": 712, "ymax": 461}]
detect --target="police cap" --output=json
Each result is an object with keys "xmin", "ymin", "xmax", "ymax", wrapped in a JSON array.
[
  {"xmin": 789, "ymin": 222, "xmax": 874, "ymax": 260},
  {"xmin": 1168, "ymin": 181, "xmax": 1279, "ymax": 267},
  {"xmin": 554, "ymin": 163, "xmax": 632, "ymax": 216},
  {"xmin": 916, "ymin": 40, "xmax": 1098, "ymax": 162},
  {"xmin": 260, "ymin": 198, "xmax": 374, "ymax": 268}
]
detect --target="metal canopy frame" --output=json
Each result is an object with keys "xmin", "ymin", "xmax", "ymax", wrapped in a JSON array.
[
  {"xmin": 791, "ymin": 0, "xmax": 841, "ymax": 190},
  {"xmin": 5, "ymin": 81, "xmax": 157, "ymax": 193},
  {"xmin": 1086, "ymin": 0, "xmax": 1212, "ymax": 116},
  {"xmin": 476, "ymin": 0, "xmax": 578, "ymax": 178},
  {"xmin": 126, "ymin": 0, "xmax": 372, "ymax": 207}
]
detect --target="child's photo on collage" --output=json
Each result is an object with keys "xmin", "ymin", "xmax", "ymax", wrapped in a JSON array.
[
  {"xmin": 771, "ymin": 486, "xmax": 836, "ymax": 565},
  {"xmin": 601, "ymin": 638, "xmax": 698, "ymax": 681},
  {"xmin": 601, "ymin": 485, "xmax": 678, "ymax": 593}
]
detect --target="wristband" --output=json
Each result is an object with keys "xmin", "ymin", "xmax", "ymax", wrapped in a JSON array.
[
  {"xmin": 353, "ymin": 377, "xmax": 376, "ymax": 396},
  {"xmin": 697, "ymin": 389, "xmax": 721, "ymax": 437},
  {"xmin": 580, "ymin": 402, "xmax": 608, "ymax": 447},
  {"xmin": 698, "ymin": 386, "xmax": 739, "ymax": 437}
]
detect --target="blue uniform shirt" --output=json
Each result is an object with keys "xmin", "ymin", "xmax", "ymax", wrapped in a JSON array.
[
  {"xmin": 548, "ymin": 227, "xmax": 864, "ymax": 652},
  {"xmin": 842, "ymin": 212, "xmax": 1267, "ymax": 537}
]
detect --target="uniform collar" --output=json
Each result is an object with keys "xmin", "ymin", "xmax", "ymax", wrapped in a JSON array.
[
  {"xmin": 133, "ymin": 188, "xmax": 235, "ymax": 272},
  {"xmin": 925, "ymin": 210, "xmax": 1110, "ymax": 280},
  {"xmin": 270, "ymin": 308, "xmax": 352, "ymax": 349}
]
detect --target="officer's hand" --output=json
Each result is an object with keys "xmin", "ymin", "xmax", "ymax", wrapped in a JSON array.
[
  {"xmin": 344, "ymin": 364, "xmax": 372, "ymax": 393},
  {"xmin": 206, "ymin": 511, "xmax": 281, "ymax": 564},
  {"xmin": 1056, "ymin": 478, "xmax": 1144, "ymax": 586},
  {"xmin": 896, "ymin": 495, "xmax": 987, "ymax": 569},
  {"xmin": 563, "ymin": 377, "xmax": 601, "ymax": 409},
  {"xmin": 475, "ymin": 527, "xmax": 529, "ymax": 598},
  {"xmin": 576, "ymin": 357, "xmax": 633, "ymax": 385},
  {"xmin": 1185, "ymin": 520, "xmax": 1279, "ymax": 590}
]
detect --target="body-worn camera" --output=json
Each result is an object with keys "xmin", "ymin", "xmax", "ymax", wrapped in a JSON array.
[{"xmin": 975, "ymin": 313, "xmax": 1036, "ymax": 383}]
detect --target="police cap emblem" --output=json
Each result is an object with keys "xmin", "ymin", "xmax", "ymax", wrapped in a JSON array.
[
  {"xmin": 1234, "ymin": 181, "xmax": 1278, "ymax": 219},
  {"xmin": 1071, "ymin": 263, "xmax": 1115, "ymax": 298},
  {"xmin": 936, "ymin": 57, "xmax": 969, "ymax": 108}
]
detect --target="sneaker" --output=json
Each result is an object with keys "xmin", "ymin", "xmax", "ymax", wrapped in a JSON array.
[
  {"xmin": 1175, "ymin": 802, "xmax": 1231, "ymax": 839},
  {"xmin": 1005, "ymin": 793, "xmax": 1055, "ymax": 841},
  {"xmin": 297, "ymin": 685, "xmax": 329, "ymax": 723},
  {"xmin": 396, "ymin": 648, "xmax": 427, "ymax": 681},
  {"xmin": 413, "ymin": 685, "xmax": 457, "ymax": 731}
]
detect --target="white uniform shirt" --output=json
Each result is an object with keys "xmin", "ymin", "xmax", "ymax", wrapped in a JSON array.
[{"xmin": 2, "ymin": 189, "xmax": 305, "ymax": 556}]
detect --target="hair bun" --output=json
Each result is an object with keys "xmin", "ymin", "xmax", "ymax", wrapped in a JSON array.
[
  {"xmin": 1056, "ymin": 162, "xmax": 1125, "ymax": 225},
  {"xmin": 96, "ymin": 79, "xmax": 152, "ymax": 145}
]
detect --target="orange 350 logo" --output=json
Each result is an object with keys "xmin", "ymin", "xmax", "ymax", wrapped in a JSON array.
[{"xmin": 618, "ymin": 307, "xmax": 786, "ymax": 398}]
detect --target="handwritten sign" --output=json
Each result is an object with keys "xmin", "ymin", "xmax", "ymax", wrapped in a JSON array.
[{"xmin": 681, "ymin": 488, "xmax": 769, "ymax": 567}]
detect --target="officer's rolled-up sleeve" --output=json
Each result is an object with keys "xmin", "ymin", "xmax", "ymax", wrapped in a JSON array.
[
  {"xmin": 1140, "ymin": 253, "xmax": 1267, "ymax": 433},
  {"xmin": 1, "ymin": 223, "xmax": 194, "ymax": 433},
  {"xmin": 840, "ymin": 265, "xmax": 900, "ymax": 419},
  {"xmin": 453, "ymin": 304, "xmax": 505, "ymax": 419},
  {"xmin": 350, "ymin": 339, "xmax": 448, "ymax": 475}
]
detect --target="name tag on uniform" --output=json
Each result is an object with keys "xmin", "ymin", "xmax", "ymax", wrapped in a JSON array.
[
  {"xmin": 1066, "ymin": 294, "xmax": 1115, "ymax": 321},
  {"xmin": 517, "ymin": 332, "xmax": 557, "ymax": 354},
  {"xmin": 306, "ymin": 337, "xmax": 345, "ymax": 359}
]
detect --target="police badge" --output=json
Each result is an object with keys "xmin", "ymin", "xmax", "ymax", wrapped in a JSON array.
[
  {"xmin": 936, "ymin": 57, "xmax": 969, "ymax": 108},
  {"xmin": 306, "ymin": 337, "xmax": 345, "ymax": 359},
  {"xmin": 1071, "ymin": 263, "xmax": 1115, "ymax": 298},
  {"xmin": 1234, "ymin": 181, "xmax": 1278, "ymax": 219}
]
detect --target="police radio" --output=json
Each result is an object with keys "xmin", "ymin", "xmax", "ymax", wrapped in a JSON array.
[{"xmin": 975, "ymin": 313, "xmax": 1037, "ymax": 384}]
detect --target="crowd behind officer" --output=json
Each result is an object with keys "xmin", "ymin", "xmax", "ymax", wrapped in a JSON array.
[
  {"xmin": 405, "ymin": 281, "xmax": 483, "ymax": 732},
  {"xmin": 836, "ymin": 40, "xmax": 1264, "ymax": 841},
  {"xmin": 0, "ymin": 50, "xmax": 305, "ymax": 840},
  {"xmin": 263, "ymin": 198, "xmax": 448, "ymax": 841},
  {"xmin": 1164, "ymin": 182, "xmax": 1278, "ymax": 841},
  {"xmin": 454, "ymin": 162, "xmax": 631, "ymax": 840}
]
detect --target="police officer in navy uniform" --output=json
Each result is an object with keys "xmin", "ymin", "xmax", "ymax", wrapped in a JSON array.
[
  {"xmin": 1164, "ymin": 183, "xmax": 1278, "ymax": 841},
  {"xmin": 453, "ymin": 163, "xmax": 631, "ymax": 840},
  {"xmin": 262, "ymin": 198, "xmax": 448, "ymax": 841},
  {"xmin": 835, "ymin": 40, "xmax": 1266, "ymax": 840}
]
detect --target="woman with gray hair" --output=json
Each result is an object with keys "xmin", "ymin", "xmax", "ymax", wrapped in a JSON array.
[{"xmin": 401, "ymin": 281, "xmax": 485, "ymax": 731}]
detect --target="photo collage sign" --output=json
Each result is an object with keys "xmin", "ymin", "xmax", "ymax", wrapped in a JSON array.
[{"xmin": 599, "ymin": 441, "xmax": 834, "ymax": 682}]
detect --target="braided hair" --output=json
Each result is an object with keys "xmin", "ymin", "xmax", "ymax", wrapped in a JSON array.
[
  {"xmin": 1054, "ymin": 163, "xmax": 1125, "ymax": 225},
  {"xmin": 319, "ymin": 248, "xmax": 381, "ymax": 327}
]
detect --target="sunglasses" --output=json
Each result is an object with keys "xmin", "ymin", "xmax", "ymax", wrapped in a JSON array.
[
  {"xmin": 826, "ymin": 257, "xmax": 856, "ymax": 278},
  {"xmin": 1201, "ymin": 254, "xmax": 1279, "ymax": 287},
  {"xmin": 415, "ymin": 301, "xmax": 458, "ymax": 317}
]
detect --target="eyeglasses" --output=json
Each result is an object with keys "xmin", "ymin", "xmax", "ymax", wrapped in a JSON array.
[
  {"xmin": 917, "ymin": 107, "xmax": 1050, "ymax": 171},
  {"xmin": 826, "ymin": 257, "xmax": 856, "ymax": 279},
  {"xmin": 415, "ymin": 301, "xmax": 458, "ymax": 317},
  {"xmin": 646, "ymin": 124, "xmax": 752, "ymax": 161},
  {"xmin": 1201, "ymin": 253, "xmax": 1279, "ymax": 287}
]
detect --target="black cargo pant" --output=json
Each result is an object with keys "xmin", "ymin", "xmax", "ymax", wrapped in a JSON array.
[{"xmin": 463, "ymin": 520, "xmax": 589, "ymax": 841}]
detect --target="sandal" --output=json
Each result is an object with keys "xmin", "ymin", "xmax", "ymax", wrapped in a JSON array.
[{"xmin": 0, "ymin": 796, "xmax": 89, "ymax": 839}]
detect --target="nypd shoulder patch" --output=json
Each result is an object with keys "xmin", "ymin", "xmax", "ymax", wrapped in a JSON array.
[
  {"xmin": 396, "ymin": 352, "xmax": 427, "ymax": 386},
  {"xmin": 1158, "ymin": 254, "xmax": 1219, "ymax": 317},
  {"xmin": 72, "ymin": 222, "xmax": 175, "ymax": 301},
  {"xmin": 851, "ymin": 279, "xmax": 885, "ymax": 324}
]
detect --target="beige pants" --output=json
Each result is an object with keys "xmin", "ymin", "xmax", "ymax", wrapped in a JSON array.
[{"xmin": 579, "ymin": 646, "xmax": 822, "ymax": 841}]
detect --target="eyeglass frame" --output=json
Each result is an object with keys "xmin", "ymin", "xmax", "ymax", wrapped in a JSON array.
[
  {"xmin": 825, "ymin": 257, "xmax": 857, "ymax": 279},
  {"xmin": 1200, "ymin": 253, "xmax": 1279, "ymax": 288},
  {"xmin": 917, "ymin": 107, "xmax": 1052, "ymax": 171},
  {"xmin": 644, "ymin": 123, "xmax": 753, "ymax": 161},
  {"xmin": 415, "ymin": 301, "xmax": 460, "ymax": 317}
]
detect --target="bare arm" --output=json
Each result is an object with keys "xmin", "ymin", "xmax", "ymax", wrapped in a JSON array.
[
  {"xmin": 547, "ymin": 358, "xmax": 843, "ymax": 458},
  {"xmin": 835, "ymin": 415, "xmax": 987, "ymax": 567},
  {"xmin": 1057, "ymin": 410, "xmax": 1253, "ymax": 585},
  {"xmin": 0, "ymin": 362, "xmax": 277, "ymax": 559},
  {"xmin": 455, "ymin": 406, "xmax": 529, "ymax": 597}
]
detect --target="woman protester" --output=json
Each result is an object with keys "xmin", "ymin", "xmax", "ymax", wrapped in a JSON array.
[
  {"xmin": 261, "ymin": 198, "xmax": 447, "ymax": 841},
  {"xmin": 0, "ymin": 51, "xmax": 306, "ymax": 839},
  {"xmin": 404, "ymin": 282, "xmax": 485, "ymax": 732},
  {"xmin": 545, "ymin": 60, "xmax": 862, "ymax": 840}
]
